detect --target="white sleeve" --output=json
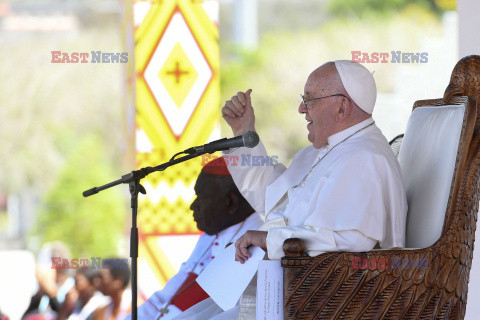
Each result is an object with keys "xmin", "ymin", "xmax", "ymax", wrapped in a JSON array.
[
  {"xmin": 266, "ymin": 227, "xmax": 377, "ymax": 260},
  {"xmin": 224, "ymin": 139, "xmax": 286, "ymax": 213}
]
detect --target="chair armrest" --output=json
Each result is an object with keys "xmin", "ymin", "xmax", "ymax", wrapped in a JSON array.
[{"xmin": 281, "ymin": 238, "xmax": 464, "ymax": 319}]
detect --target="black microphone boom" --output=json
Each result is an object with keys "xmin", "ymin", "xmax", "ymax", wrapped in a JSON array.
[{"xmin": 185, "ymin": 131, "xmax": 259, "ymax": 155}]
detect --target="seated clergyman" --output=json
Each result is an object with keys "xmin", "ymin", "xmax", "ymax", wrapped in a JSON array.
[
  {"xmin": 228, "ymin": 60, "xmax": 407, "ymax": 262},
  {"xmin": 174, "ymin": 60, "xmax": 408, "ymax": 320},
  {"xmin": 124, "ymin": 157, "xmax": 263, "ymax": 320}
]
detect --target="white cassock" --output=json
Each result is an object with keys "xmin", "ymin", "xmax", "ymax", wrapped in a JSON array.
[
  {"xmin": 174, "ymin": 118, "xmax": 408, "ymax": 320},
  {"xmin": 229, "ymin": 118, "xmax": 407, "ymax": 259},
  {"xmin": 123, "ymin": 212, "xmax": 263, "ymax": 320}
]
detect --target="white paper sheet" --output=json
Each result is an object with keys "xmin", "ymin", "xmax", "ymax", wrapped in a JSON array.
[
  {"xmin": 256, "ymin": 260, "xmax": 284, "ymax": 320},
  {"xmin": 196, "ymin": 244, "xmax": 265, "ymax": 311}
]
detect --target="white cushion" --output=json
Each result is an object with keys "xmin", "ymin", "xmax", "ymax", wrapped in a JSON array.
[{"xmin": 398, "ymin": 105, "xmax": 465, "ymax": 249}]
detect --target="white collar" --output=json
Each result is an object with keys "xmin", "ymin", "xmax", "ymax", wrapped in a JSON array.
[{"xmin": 325, "ymin": 118, "xmax": 375, "ymax": 150}]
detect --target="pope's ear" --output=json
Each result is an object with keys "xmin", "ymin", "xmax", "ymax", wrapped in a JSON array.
[
  {"xmin": 225, "ymin": 191, "xmax": 240, "ymax": 214},
  {"xmin": 336, "ymin": 97, "xmax": 352, "ymax": 122}
]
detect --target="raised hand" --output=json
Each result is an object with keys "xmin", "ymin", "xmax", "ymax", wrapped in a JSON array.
[{"xmin": 222, "ymin": 89, "xmax": 256, "ymax": 136}]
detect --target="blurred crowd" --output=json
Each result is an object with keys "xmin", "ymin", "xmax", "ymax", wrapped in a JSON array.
[{"xmin": 21, "ymin": 243, "xmax": 131, "ymax": 320}]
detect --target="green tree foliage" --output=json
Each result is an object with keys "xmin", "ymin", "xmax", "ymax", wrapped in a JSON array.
[
  {"xmin": 328, "ymin": 0, "xmax": 445, "ymax": 18},
  {"xmin": 0, "ymin": 28, "xmax": 125, "ymax": 194},
  {"xmin": 33, "ymin": 135, "xmax": 127, "ymax": 257},
  {"xmin": 0, "ymin": 23, "xmax": 128, "ymax": 253}
]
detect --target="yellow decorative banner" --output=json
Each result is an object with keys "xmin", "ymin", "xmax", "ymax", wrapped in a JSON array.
[{"xmin": 133, "ymin": 0, "xmax": 219, "ymax": 299}]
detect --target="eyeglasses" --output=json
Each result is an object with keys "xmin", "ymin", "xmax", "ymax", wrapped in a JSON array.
[{"xmin": 300, "ymin": 93, "xmax": 350, "ymax": 109}]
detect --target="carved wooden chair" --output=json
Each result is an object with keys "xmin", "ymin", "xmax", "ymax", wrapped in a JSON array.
[
  {"xmin": 281, "ymin": 56, "xmax": 480, "ymax": 320},
  {"xmin": 389, "ymin": 134, "xmax": 404, "ymax": 158}
]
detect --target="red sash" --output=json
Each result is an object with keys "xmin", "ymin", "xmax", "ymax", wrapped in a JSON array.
[{"xmin": 171, "ymin": 272, "xmax": 210, "ymax": 311}]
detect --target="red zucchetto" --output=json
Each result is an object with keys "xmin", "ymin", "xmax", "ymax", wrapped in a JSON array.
[{"xmin": 201, "ymin": 156, "xmax": 231, "ymax": 176}]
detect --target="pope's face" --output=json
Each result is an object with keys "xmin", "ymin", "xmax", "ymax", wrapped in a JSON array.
[{"xmin": 299, "ymin": 68, "xmax": 340, "ymax": 149}]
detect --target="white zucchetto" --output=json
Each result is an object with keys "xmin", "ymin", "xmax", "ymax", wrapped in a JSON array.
[{"xmin": 334, "ymin": 60, "xmax": 377, "ymax": 114}]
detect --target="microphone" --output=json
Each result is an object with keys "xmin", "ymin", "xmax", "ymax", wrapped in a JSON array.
[{"xmin": 185, "ymin": 131, "xmax": 259, "ymax": 154}]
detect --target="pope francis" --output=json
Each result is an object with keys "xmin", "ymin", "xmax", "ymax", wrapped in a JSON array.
[{"xmin": 174, "ymin": 60, "xmax": 408, "ymax": 320}]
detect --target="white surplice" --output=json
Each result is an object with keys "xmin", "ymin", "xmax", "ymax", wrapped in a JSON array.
[
  {"xmin": 124, "ymin": 212, "xmax": 263, "ymax": 320},
  {"xmin": 227, "ymin": 119, "xmax": 407, "ymax": 259}
]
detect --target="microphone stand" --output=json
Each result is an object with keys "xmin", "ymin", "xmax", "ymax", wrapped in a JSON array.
[{"xmin": 83, "ymin": 151, "xmax": 206, "ymax": 320}]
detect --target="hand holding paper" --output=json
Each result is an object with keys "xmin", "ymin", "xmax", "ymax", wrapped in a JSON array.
[
  {"xmin": 235, "ymin": 230, "xmax": 268, "ymax": 263},
  {"xmin": 196, "ymin": 243, "xmax": 265, "ymax": 311}
]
